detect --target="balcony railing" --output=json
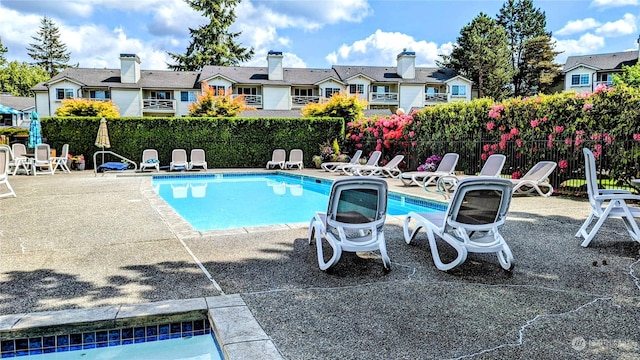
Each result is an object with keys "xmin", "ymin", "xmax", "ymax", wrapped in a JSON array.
[
  {"xmin": 369, "ymin": 92, "xmax": 398, "ymax": 103},
  {"xmin": 234, "ymin": 94, "xmax": 262, "ymax": 107},
  {"xmin": 143, "ymin": 99, "xmax": 176, "ymax": 111},
  {"xmin": 594, "ymin": 81, "xmax": 614, "ymax": 89},
  {"xmin": 291, "ymin": 96, "xmax": 325, "ymax": 106},
  {"xmin": 425, "ymin": 93, "xmax": 448, "ymax": 102}
]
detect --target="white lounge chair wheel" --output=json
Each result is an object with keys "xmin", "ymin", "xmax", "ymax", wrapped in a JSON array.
[{"xmin": 497, "ymin": 247, "xmax": 514, "ymax": 271}]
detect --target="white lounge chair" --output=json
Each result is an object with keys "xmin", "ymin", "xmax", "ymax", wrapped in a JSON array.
[
  {"xmin": 308, "ymin": 177, "xmax": 390, "ymax": 271},
  {"xmin": 399, "ymin": 152, "xmax": 459, "ymax": 188},
  {"xmin": 352, "ymin": 154, "xmax": 404, "ymax": 178},
  {"xmin": 510, "ymin": 161, "xmax": 557, "ymax": 197},
  {"xmin": 321, "ymin": 150, "xmax": 362, "ymax": 172},
  {"xmin": 139, "ymin": 149, "xmax": 160, "ymax": 172},
  {"xmin": 189, "ymin": 149, "xmax": 207, "ymax": 170},
  {"xmin": 436, "ymin": 154, "xmax": 506, "ymax": 198},
  {"xmin": 576, "ymin": 148, "xmax": 640, "ymax": 247},
  {"xmin": 340, "ymin": 150, "xmax": 382, "ymax": 175},
  {"xmin": 9, "ymin": 143, "xmax": 30, "ymax": 175},
  {"xmin": 0, "ymin": 146, "xmax": 17, "ymax": 198},
  {"xmin": 51, "ymin": 143, "xmax": 71, "ymax": 174},
  {"xmin": 31, "ymin": 143, "xmax": 54, "ymax": 176},
  {"xmin": 404, "ymin": 177, "xmax": 515, "ymax": 271},
  {"xmin": 266, "ymin": 149, "xmax": 286, "ymax": 169},
  {"xmin": 170, "ymin": 149, "xmax": 188, "ymax": 171},
  {"xmin": 285, "ymin": 149, "xmax": 304, "ymax": 169}
]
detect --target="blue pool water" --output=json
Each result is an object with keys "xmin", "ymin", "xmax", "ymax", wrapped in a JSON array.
[{"xmin": 153, "ymin": 173, "xmax": 443, "ymax": 231}]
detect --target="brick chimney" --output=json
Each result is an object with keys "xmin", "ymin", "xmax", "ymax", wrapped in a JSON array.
[
  {"xmin": 120, "ymin": 53, "xmax": 141, "ymax": 84},
  {"xmin": 267, "ymin": 51, "xmax": 283, "ymax": 81}
]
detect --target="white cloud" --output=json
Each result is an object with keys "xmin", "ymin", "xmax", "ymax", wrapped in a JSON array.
[
  {"xmin": 553, "ymin": 33, "xmax": 606, "ymax": 63},
  {"xmin": 324, "ymin": 29, "xmax": 449, "ymax": 67},
  {"xmin": 595, "ymin": 13, "xmax": 637, "ymax": 36},
  {"xmin": 555, "ymin": 18, "xmax": 601, "ymax": 36},
  {"xmin": 247, "ymin": 0, "xmax": 372, "ymax": 30},
  {"xmin": 591, "ymin": 0, "xmax": 639, "ymax": 8}
]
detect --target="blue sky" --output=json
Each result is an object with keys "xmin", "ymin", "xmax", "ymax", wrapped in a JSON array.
[{"xmin": 0, "ymin": 0, "xmax": 639, "ymax": 71}]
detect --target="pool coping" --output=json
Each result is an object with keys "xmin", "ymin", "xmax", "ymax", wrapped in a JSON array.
[{"xmin": 0, "ymin": 295, "xmax": 283, "ymax": 359}]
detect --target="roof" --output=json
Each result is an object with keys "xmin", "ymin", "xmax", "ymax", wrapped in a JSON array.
[
  {"xmin": 32, "ymin": 68, "xmax": 201, "ymax": 91},
  {"xmin": 0, "ymin": 95, "xmax": 35, "ymax": 111},
  {"xmin": 564, "ymin": 50, "xmax": 638, "ymax": 73}
]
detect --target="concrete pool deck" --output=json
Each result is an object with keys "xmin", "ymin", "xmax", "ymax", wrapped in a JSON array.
[{"xmin": 1, "ymin": 169, "xmax": 639, "ymax": 359}]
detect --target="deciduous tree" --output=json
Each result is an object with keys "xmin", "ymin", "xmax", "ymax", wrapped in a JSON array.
[
  {"xmin": 438, "ymin": 13, "xmax": 513, "ymax": 100},
  {"xmin": 26, "ymin": 16, "xmax": 72, "ymax": 77},
  {"xmin": 168, "ymin": 0, "xmax": 254, "ymax": 71},
  {"xmin": 0, "ymin": 61, "xmax": 49, "ymax": 97}
]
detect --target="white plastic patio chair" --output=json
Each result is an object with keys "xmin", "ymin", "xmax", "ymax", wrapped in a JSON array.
[
  {"xmin": 139, "ymin": 149, "xmax": 160, "ymax": 172},
  {"xmin": 404, "ymin": 177, "xmax": 514, "ymax": 271},
  {"xmin": 340, "ymin": 150, "xmax": 382, "ymax": 175},
  {"xmin": 266, "ymin": 149, "xmax": 286, "ymax": 169},
  {"xmin": 170, "ymin": 149, "xmax": 188, "ymax": 171},
  {"xmin": 321, "ymin": 150, "xmax": 362, "ymax": 172},
  {"xmin": 11, "ymin": 143, "xmax": 30, "ymax": 175},
  {"xmin": 436, "ymin": 154, "xmax": 506, "ymax": 198},
  {"xmin": 189, "ymin": 149, "xmax": 207, "ymax": 170},
  {"xmin": 31, "ymin": 143, "xmax": 54, "ymax": 176},
  {"xmin": 51, "ymin": 143, "xmax": 71, "ymax": 174},
  {"xmin": 0, "ymin": 146, "xmax": 17, "ymax": 198},
  {"xmin": 399, "ymin": 153, "xmax": 459, "ymax": 187},
  {"xmin": 285, "ymin": 149, "xmax": 304, "ymax": 169},
  {"xmin": 308, "ymin": 177, "xmax": 390, "ymax": 271},
  {"xmin": 576, "ymin": 148, "xmax": 640, "ymax": 247},
  {"xmin": 510, "ymin": 161, "xmax": 557, "ymax": 197},
  {"xmin": 352, "ymin": 154, "xmax": 404, "ymax": 178}
]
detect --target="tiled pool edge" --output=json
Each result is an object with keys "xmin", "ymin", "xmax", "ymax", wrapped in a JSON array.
[{"xmin": 0, "ymin": 295, "xmax": 283, "ymax": 360}]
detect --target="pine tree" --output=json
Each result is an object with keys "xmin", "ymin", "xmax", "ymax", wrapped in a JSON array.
[
  {"xmin": 438, "ymin": 13, "xmax": 513, "ymax": 100},
  {"xmin": 520, "ymin": 35, "xmax": 562, "ymax": 95},
  {"xmin": 26, "ymin": 16, "xmax": 71, "ymax": 77},
  {"xmin": 497, "ymin": 0, "xmax": 560, "ymax": 96},
  {"xmin": 167, "ymin": 0, "xmax": 254, "ymax": 71}
]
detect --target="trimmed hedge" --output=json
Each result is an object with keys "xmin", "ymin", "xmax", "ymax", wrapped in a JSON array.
[{"xmin": 41, "ymin": 117, "xmax": 344, "ymax": 169}]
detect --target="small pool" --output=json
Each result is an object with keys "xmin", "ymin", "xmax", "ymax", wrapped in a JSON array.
[{"xmin": 153, "ymin": 173, "xmax": 443, "ymax": 231}]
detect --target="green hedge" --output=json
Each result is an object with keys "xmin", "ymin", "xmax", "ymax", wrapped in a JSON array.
[{"xmin": 41, "ymin": 117, "xmax": 344, "ymax": 169}]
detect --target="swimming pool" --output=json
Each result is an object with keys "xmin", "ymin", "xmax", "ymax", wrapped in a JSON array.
[{"xmin": 153, "ymin": 173, "xmax": 444, "ymax": 231}]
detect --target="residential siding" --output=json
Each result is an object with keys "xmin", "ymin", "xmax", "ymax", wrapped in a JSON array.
[
  {"xmin": 263, "ymin": 86, "xmax": 290, "ymax": 110},
  {"xmin": 564, "ymin": 66, "xmax": 595, "ymax": 92},
  {"xmin": 399, "ymin": 84, "xmax": 423, "ymax": 111},
  {"xmin": 113, "ymin": 89, "xmax": 142, "ymax": 117}
]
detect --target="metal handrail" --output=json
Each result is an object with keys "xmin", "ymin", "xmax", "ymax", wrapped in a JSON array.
[{"xmin": 93, "ymin": 150, "xmax": 138, "ymax": 176}]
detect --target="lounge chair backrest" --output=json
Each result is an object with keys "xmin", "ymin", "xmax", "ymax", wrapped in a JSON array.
[
  {"xmin": 583, "ymin": 148, "xmax": 601, "ymax": 210},
  {"xmin": 272, "ymin": 149, "xmax": 286, "ymax": 162},
  {"xmin": 445, "ymin": 177, "xmax": 513, "ymax": 230},
  {"xmin": 59, "ymin": 144, "xmax": 69, "ymax": 159},
  {"xmin": 12, "ymin": 143, "xmax": 26, "ymax": 158},
  {"xmin": 0, "ymin": 147, "xmax": 8, "ymax": 178},
  {"xmin": 349, "ymin": 150, "xmax": 363, "ymax": 164},
  {"xmin": 142, "ymin": 149, "xmax": 158, "ymax": 162},
  {"xmin": 384, "ymin": 154, "xmax": 404, "ymax": 168},
  {"xmin": 326, "ymin": 177, "xmax": 388, "ymax": 232},
  {"xmin": 365, "ymin": 151, "xmax": 382, "ymax": 166},
  {"xmin": 289, "ymin": 149, "xmax": 303, "ymax": 162},
  {"xmin": 191, "ymin": 149, "xmax": 205, "ymax": 162},
  {"xmin": 34, "ymin": 144, "xmax": 50, "ymax": 163},
  {"xmin": 521, "ymin": 161, "xmax": 557, "ymax": 181},
  {"xmin": 172, "ymin": 149, "xmax": 187, "ymax": 163},
  {"xmin": 479, "ymin": 154, "xmax": 506, "ymax": 176},
  {"xmin": 435, "ymin": 153, "xmax": 459, "ymax": 173}
]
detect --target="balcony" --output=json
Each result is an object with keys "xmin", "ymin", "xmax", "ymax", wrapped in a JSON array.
[
  {"xmin": 369, "ymin": 92, "xmax": 398, "ymax": 104},
  {"xmin": 234, "ymin": 94, "xmax": 262, "ymax": 107},
  {"xmin": 291, "ymin": 96, "xmax": 325, "ymax": 107},
  {"xmin": 425, "ymin": 93, "xmax": 448, "ymax": 103},
  {"xmin": 143, "ymin": 99, "xmax": 176, "ymax": 111},
  {"xmin": 594, "ymin": 81, "xmax": 614, "ymax": 89}
]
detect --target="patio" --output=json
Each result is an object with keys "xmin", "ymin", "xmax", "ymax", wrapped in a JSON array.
[{"xmin": 1, "ymin": 169, "xmax": 639, "ymax": 359}]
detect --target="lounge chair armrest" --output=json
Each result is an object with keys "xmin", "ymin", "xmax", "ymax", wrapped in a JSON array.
[
  {"xmin": 594, "ymin": 193, "xmax": 640, "ymax": 201},
  {"xmin": 599, "ymin": 189, "xmax": 632, "ymax": 195}
]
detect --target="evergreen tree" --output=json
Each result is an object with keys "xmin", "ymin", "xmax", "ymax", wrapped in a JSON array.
[
  {"xmin": 438, "ymin": 13, "xmax": 513, "ymax": 100},
  {"xmin": 26, "ymin": 16, "xmax": 72, "ymax": 77},
  {"xmin": 497, "ymin": 0, "xmax": 560, "ymax": 96},
  {"xmin": 520, "ymin": 35, "xmax": 562, "ymax": 95},
  {"xmin": 168, "ymin": 0, "xmax": 254, "ymax": 71}
]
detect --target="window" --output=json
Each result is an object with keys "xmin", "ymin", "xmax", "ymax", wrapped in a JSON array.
[
  {"xmin": 571, "ymin": 74, "xmax": 590, "ymax": 86},
  {"xmin": 56, "ymin": 88, "xmax": 75, "ymax": 100},
  {"xmin": 325, "ymin": 88, "xmax": 340, "ymax": 98},
  {"xmin": 294, "ymin": 88, "xmax": 312, "ymax": 96},
  {"xmin": 209, "ymin": 85, "xmax": 226, "ymax": 95},
  {"xmin": 349, "ymin": 84, "xmax": 364, "ymax": 94},
  {"xmin": 599, "ymin": 73, "xmax": 612, "ymax": 84},
  {"xmin": 426, "ymin": 87, "xmax": 438, "ymax": 95},
  {"xmin": 236, "ymin": 87, "xmax": 257, "ymax": 95},
  {"xmin": 89, "ymin": 90, "xmax": 110, "ymax": 99},
  {"xmin": 373, "ymin": 85, "xmax": 390, "ymax": 93},
  {"xmin": 451, "ymin": 85, "xmax": 466, "ymax": 96},
  {"xmin": 180, "ymin": 91, "xmax": 197, "ymax": 102},
  {"xmin": 150, "ymin": 91, "xmax": 172, "ymax": 99}
]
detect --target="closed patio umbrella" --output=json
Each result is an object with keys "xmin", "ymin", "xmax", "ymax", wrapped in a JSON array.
[
  {"xmin": 95, "ymin": 117, "xmax": 111, "ymax": 165},
  {"xmin": 28, "ymin": 111, "xmax": 42, "ymax": 149}
]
